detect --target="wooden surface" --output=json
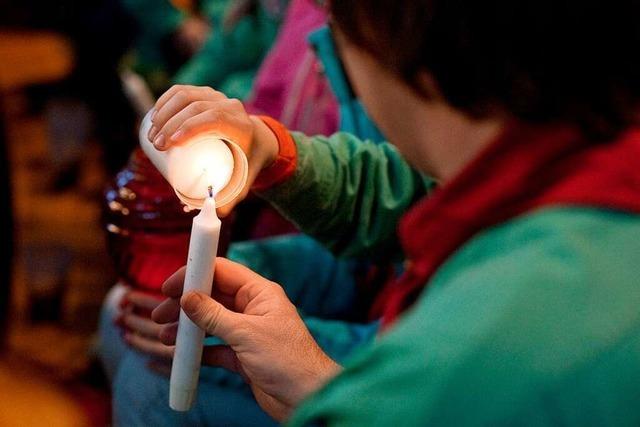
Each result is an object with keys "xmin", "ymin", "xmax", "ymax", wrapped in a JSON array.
[
  {"xmin": 0, "ymin": 31, "xmax": 73, "ymax": 91},
  {"xmin": 0, "ymin": 98, "xmax": 112, "ymax": 427},
  {"xmin": 0, "ymin": 356, "xmax": 88, "ymax": 427},
  {"xmin": 0, "ymin": 30, "xmax": 73, "ymax": 349},
  {"xmin": 0, "ymin": 104, "xmax": 10, "ymax": 351},
  {"xmin": 0, "ymin": 30, "xmax": 110, "ymax": 426}
]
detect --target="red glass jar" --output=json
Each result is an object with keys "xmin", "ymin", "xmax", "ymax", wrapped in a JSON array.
[{"xmin": 103, "ymin": 148, "xmax": 232, "ymax": 296}]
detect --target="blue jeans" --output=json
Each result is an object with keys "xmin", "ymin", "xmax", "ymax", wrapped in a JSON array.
[{"xmin": 99, "ymin": 234, "xmax": 379, "ymax": 426}]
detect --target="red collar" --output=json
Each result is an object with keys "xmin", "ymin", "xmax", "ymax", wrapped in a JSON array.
[{"xmin": 375, "ymin": 122, "xmax": 640, "ymax": 327}]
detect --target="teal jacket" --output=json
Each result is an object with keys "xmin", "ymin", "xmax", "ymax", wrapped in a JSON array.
[
  {"xmin": 255, "ymin": 132, "xmax": 640, "ymax": 426},
  {"xmin": 122, "ymin": 0, "xmax": 282, "ymax": 98},
  {"xmin": 309, "ymin": 26, "xmax": 384, "ymax": 142},
  {"xmin": 173, "ymin": 4, "xmax": 282, "ymax": 98}
]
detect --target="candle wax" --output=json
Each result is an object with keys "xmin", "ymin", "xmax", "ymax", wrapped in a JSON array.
[{"xmin": 169, "ymin": 196, "xmax": 221, "ymax": 411}]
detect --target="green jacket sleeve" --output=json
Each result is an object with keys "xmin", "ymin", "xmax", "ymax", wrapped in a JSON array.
[
  {"xmin": 121, "ymin": 0, "xmax": 185, "ymax": 41},
  {"xmin": 257, "ymin": 132, "xmax": 432, "ymax": 259},
  {"xmin": 287, "ymin": 208, "xmax": 640, "ymax": 426},
  {"xmin": 172, "ymin": 5, "xmax": 279, "ymax": 88},
  {"xmin": 200, "ymin": 0, "xmax": 231, "ymax": 28}
]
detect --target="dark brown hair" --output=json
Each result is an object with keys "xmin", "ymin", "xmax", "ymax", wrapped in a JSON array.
[{"xmin": 330, "ymin": 0, "xmax": 640, "ymax": 140}]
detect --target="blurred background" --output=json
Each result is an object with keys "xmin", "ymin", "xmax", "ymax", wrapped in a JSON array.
[
  {"xmin": 0, "ymin": 0, "xmax": 299, "ymax": 425},
  {"xmin": 0, "ymin": 29, "xmax": 116, "ymax": 427}
]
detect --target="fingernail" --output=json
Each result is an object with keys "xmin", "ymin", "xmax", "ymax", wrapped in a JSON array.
[
  {"xmin": 151, "ymin": 109, "xmax": 157, "ymax": 122},
  {"xmin": 154, "ymin": 134, "xmax": 166, "ymax": 148},
  {"xmin": 148, "ymin": 126, "xmax": 158, "ymax": 141},
  {"xmin": 170, "ymin": 129, "xmax": 184, "ymax": 142}
]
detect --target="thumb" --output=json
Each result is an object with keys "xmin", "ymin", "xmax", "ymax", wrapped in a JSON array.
[{"xmin": 181, "ymin": 291, "xmax": 241, "ymax": 342}]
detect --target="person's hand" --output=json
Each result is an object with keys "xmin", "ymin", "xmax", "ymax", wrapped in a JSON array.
[
  {"xmin": 152, "ymin": 258, "xmax": 341, "ymax": 421},
  {"xmin": 175, "ymin": 16, "xmax": 211, "ymax": 55},
  {"xmin": 147, "ymin": 85, "xmax": 280, "ymax": 217},
  {"xmin": 117, "ymin": 290, "xmax": 174, "ymax": 374}
]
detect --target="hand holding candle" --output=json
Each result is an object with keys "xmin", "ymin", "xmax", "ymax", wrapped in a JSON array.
[
  {"xmin": 153, "ymin": 258, "xmax": 342, "ymax": 422},
  {"xmin": 140, "ymin": 104, "xmax": 248, "ymax": 411},
  {"xmin": 139, "ymin": 86, "xmax": 285, "ymax": 411},
  {"xmin": 169, "ymin": 189, "xmax": 220, "ymax": 411}
]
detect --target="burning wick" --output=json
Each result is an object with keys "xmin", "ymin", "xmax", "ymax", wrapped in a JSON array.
[{"xmin": 207, "ymin": 185, "xmax": 213, "ymax": 198}]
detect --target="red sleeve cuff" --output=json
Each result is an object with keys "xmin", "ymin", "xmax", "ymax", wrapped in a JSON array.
[{"xmin": 252, "ymin": 116, "xmax": 298, "ymax": 192}]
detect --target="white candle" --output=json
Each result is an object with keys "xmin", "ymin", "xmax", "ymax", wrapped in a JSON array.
[{"xmin": 170, "ymin": 194, "xmax": 221, "ymax": 411}]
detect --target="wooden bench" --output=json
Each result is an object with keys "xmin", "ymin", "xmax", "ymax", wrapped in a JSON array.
[{"xmin": 0, "ymin": 31, "xmax": 73, "ymax": 350}]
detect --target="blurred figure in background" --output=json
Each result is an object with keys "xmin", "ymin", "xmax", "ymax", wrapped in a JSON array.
[
  {"xmin": 1, "ymin": 0, "xmax": 139, "ymax": 184},
  {"xmin": 124, "ymin": 0, "xmax": 286, "ymax": 100}
]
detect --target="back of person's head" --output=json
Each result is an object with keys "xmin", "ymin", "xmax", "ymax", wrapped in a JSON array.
[{"xmin": 330, "ymin": 0, "xmax": 640, "ymax": 140}]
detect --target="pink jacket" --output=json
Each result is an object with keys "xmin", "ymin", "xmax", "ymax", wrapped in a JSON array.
[{"xmin": 244, "ymin": 0, "xmax": 338, "ymax": 136}]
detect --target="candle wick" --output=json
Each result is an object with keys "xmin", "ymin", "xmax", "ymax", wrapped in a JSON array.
[{"xmin": 207, "ymin": 185, "xmax": 213, "ymax": 198}]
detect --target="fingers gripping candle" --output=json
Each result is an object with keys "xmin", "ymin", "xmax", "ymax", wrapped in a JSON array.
[{"xmin": 170, "ymin": 188, "xmax": 220, "ymax": 411}]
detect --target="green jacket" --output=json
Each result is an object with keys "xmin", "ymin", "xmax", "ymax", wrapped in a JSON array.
[
  {"xmin": 258, "ymin": 132, "xmax": 640, "ymax": 426},
  {"xmin": 121, "ymin": 0, "xmax": 187, "ymax": 86},
  {"xmin": 122, "ymin": 0, "xmax": 280, "ymax": 98},
  {"xmin": 172, "ymin": 4, "xmax": 280, "ymax": 98}
]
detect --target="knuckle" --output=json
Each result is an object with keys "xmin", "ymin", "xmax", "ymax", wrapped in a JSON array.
[
  {"xmin": 234, "ymin": 321, "xmax": 252, "ymax": 339},
  {"xmin": 202, "ymin": 304, "xmax": 223, "ymax": 332},
  {"xmin": 168, "ymin": 84, "xmax": 182, "ymax": 93},
  {"xmin": 227, "ymin": 98, "xmax": 243, "ymax": 110},
  {"xmin": 189, "ymin": 101, "xmax": 207, "ymax": 114},
  {"xmin": 217, "ymin": 110, "xmax": 231, "ymax": 124},
  {"xmin": 267, "ymin": 280, "xmax": 285, "ymax": 295},
  {"xmin": 204, "ymin": 110, "xmax": 222, "ymax": 122},
  {"xmin": 205, "ymin": 86, "xmax": 220, "ymax": 97},
  {"xmin": 174, "ymin": 90, "xmax": 189, "ymax": 104},
  {"xmin": 235, "ymin": 284, "xmax": 253, "ymax": 307}
]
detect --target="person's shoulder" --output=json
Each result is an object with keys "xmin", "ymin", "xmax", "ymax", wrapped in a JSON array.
[
  {"xmin": 292, "ymin": 208, "xmax": 640, "ymax": 426},
  {"xmin": 375, "ymin": 207, "xmax": 640, "ymax": 425},
  {"xmin": 421, "ymin": 206, "xmax": 640, "ymax": 338},
  {"xmin": 432, "ymin": 206, "xmax": 640, "ymax": 293}
]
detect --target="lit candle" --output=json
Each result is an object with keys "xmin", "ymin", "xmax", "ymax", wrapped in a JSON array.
[
  {"xmin": 139, "ymin": 109, "xmax": 249, "ymax": 210},
  {"xmin": 167, "ymin": 135, "xmax": 234, "ymax": 203},
  {"xmin": 169, "ymin": 189, "xmax": 220, "ymax": 411}
]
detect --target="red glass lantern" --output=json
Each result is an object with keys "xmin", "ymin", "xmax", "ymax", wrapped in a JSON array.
[{"xmin": 103, "ymin": 148, "xmax": 233, "ymax": 296}]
